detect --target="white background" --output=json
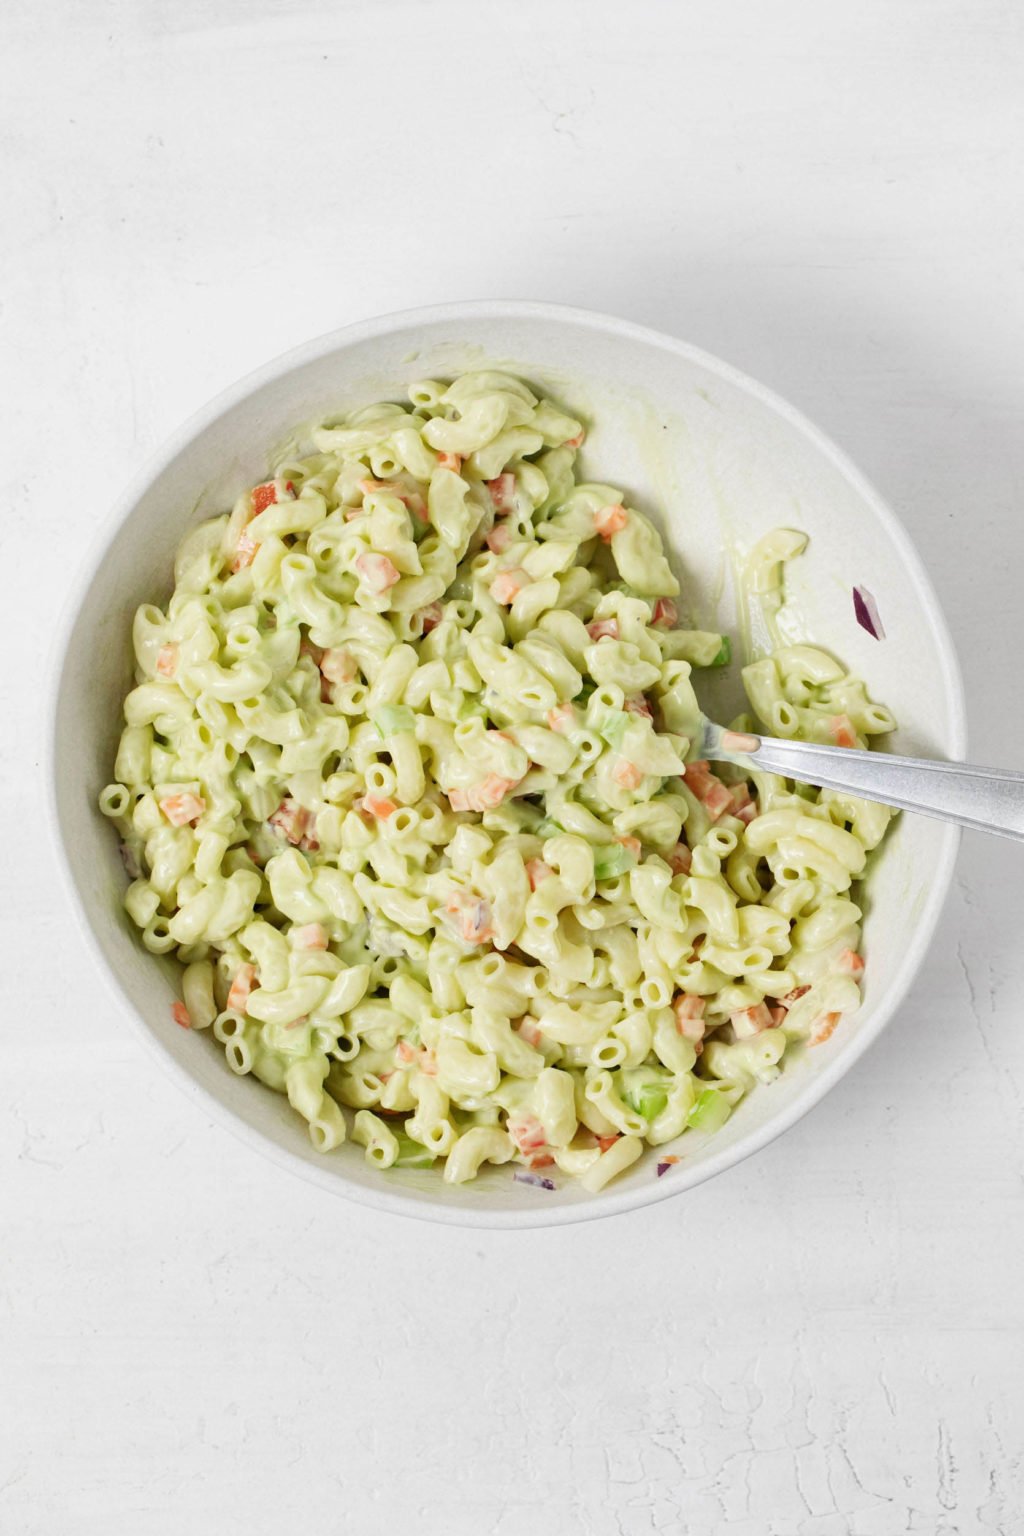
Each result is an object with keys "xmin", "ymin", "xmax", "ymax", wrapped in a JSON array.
[{"xmin": 4, "ymin": 2, "xmax": 1024, "ymax": 1532}]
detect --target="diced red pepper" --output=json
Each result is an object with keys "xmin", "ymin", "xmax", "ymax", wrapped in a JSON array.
[
  {"xmin": 486, "ymin": 473, "xmax": 516, "ymax": 511},
  {"xmin": 268, "ymin": 799, "xmax": 311, "ymax": 844},
  {"xmin": 667, "ymin": 843, "xmax": 692, "ymax": 876},
  {"xmin": 486, "ymin": 522, "xmax": 513, "ymax": 554},
  {"xmin": 525, "ymin": 858, "xmax": 553, "ymax": 890},
  {"xmin": 672, "ymin": 994, "xmax": 706, "ymax": 1041}
]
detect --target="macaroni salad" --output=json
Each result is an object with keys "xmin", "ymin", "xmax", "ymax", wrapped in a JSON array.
[{"xmin": 100, "ymin": 372, "xmax": 895, "ymax": 1190}]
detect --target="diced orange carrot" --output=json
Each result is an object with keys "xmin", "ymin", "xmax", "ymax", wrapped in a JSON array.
[
  {"xmin": 587, "ymin": 618, "xmax": 619, "ymax": 642},
  {"xmin": 292, "ymin": 923, "xmax": 328, "ymax": 951},
  {"xmin": 672, "ymin": 993, "xmax": 706, "ymax": 1041},
  {"xmin": 546, "ymin": 703, "xmax": 575, "ymax": 734},
  {"xmin": 320, "ymin": 647, "xmax": 357, "ymax": 685},
  {"xmin": 596, "ymin": 1134, "xmax": 620, "ymax": 1154},
  {"xmin": 486, "ymin": 472, "xmax": 516, "ymax": 511},
  {"xmin": 171, "ymin": 1002, "xmax": 192, "ymax": 1030},
  {"xmin": 437, "ymin": 452, "xmax": 462, "ymax": 472},
  {"xmin": 285, "ymin": 1014, "xmax": 309, "ymax": 1031},
  {"xmin": 159, "ymin": 792, "xmax": 205, "ymax": 827},
  {"xmin": 651, "ymin": 597, "xmax": 677, "ymax": 629},
  {"xmin": 829, "ymin": 714, "xmax": 858, "ymax": 749},
  {"xmin": 810, "ymin": 1011, "xmax": 842, "ymax": 1046},
  {"xmin": 490, "ymin": 569, "xmax": 528, "ymax": 605},
  {"xmin": 362, "ymin": 795, "xmax": 397, "ymax": 820},
  {"xmin": 835, "ymin": 948, "xmax": 865, "ymax": 979},
  {"xmin": 616, "ymin": 834, "xmax": 642, "ymax": 858},
  {"xmin": 594, "ymin": 503, "xmax": 628, "ymax": 540},
  {"xmin": 525, "ymin": 858, "xmax": 553, "ymax": 890},
  {"xmin": 731, "ymin": 1002, "xmax": 774, "ymax": 1038},
  {"xmin": 355, "ymin": 552, "xmax": 400, "ymax": 593},
  {"xmin": 478, "ymin": 770, "xmax": 516, "ymax": 806},
  {"xmin": 268, "ymin": 799, "xmax": 310, "ymax": 843},
  {"xmin": 486, "ymin": 522, "xmax": 513, "ymax": 554},
  {"xmin": 357, "ymin": 477, "xmax": 408, "ymax": 499},
  {"xmin": 667, "ymin": 842, "xmax": 692, "ymax": 876},
  {"xmin": 226, "ymin": 962, "xmax": 257, "ymax": 1013},
  {"xmin": 565, "ymin": 431, "xmax": 585, "ymax": 449},
  {"xmin": 449, "ymin": 775, "xmax": 519, "ymax": 813},
  {"xmin": 155, "ymin": 643, "xmax": 179, "ymax": 679},
  {"xmin": 682, "ymin": 763, "xmax": 734, "ymax": 821},
  {"xmin": 613, "ymin": 758, "xmax": 643, "ymax": 790},
  {"xmin": 396, "ymin": 1040, "xmax": 418, "ymax": 1064},
  {"xmin": 782, "ymin": 985, "xmax": 811, "ymax": 1006}
]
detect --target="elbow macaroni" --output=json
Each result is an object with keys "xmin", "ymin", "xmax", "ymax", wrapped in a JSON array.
[{"xmin": 100, "ymin": 372, "xmax": 895, "ymax": 1189}]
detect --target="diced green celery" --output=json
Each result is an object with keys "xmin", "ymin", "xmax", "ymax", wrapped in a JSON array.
[
  {"xmin": 392, "ymin": 1131, "xmax": 436, "ymax": 1169},
  {"xmin": 592, "ymin": 843, "xmax": 637, "ymax": 880},
  {"xmin": 535, "ymin": 817, "xmax": 564, "ymax": 840},
  {"xmin": 688, "ymin": 1087, "xmax": 733, "ymax": 1133},
  {"xmin": 597, "ymin": 711, "xmax": 629, "ymax": 749},
  {"xmin": 372, "ymin": 704, "xmax": 415, "ymax": 738},
  {"xmin": 711, "ymin": 636, "xmax": 731, "ymax": 667},
  {"xmin": 623, "ymin": 1080, "xmax": 669, "ymax": 1121}
]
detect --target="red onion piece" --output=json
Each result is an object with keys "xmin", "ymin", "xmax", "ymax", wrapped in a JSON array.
[{"xmin": 853, "ymin": 585, "xmax": 885, "ymax": 640}]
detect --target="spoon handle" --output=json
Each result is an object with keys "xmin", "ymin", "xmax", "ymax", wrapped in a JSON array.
[{"xmin": 702, "ymin": 723, "xmax": 1024, "ymax": 843}]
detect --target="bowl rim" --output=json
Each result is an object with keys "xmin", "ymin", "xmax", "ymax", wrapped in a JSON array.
[{"xmin": 46, "ymin": 298, "xmax": 967, "ymax": 1228}]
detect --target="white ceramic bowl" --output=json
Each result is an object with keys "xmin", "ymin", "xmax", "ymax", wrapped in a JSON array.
[{"xmin": 50, "ymin": 301, "xmax": 966, "ymax": 1227}]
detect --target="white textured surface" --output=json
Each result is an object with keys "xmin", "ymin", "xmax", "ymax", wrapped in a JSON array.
[{"xmin": 4, "ymin": 2, "xmax": 1024, "ymax": 1530}]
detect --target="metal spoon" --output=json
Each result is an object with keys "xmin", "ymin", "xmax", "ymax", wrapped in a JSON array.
[{"xmin": 701, "ymin": 720, "xmax": 1024, "ymax": 843}]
